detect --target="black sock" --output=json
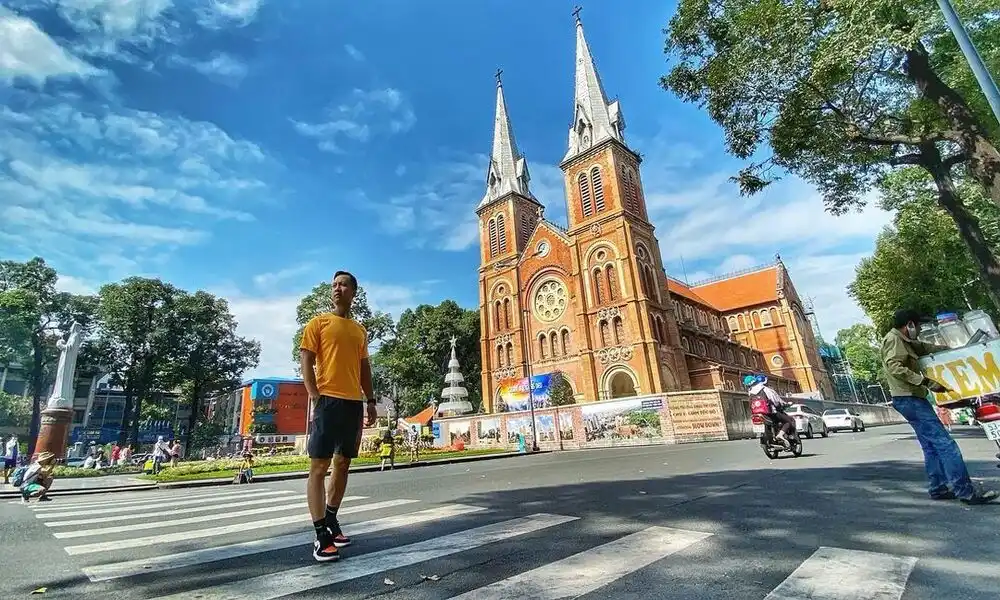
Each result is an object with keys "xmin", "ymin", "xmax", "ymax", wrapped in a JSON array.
[
  {"xmin": 325, "ymin": 505, "xmax": 339, "ymax": 528},
  {"xmin": 313, "ymin": 518, "xmax": 328, "ymax": 538}
]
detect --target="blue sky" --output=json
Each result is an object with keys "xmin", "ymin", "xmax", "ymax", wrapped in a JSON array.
[{"xmin": 0, "ymin": 0, "xmax": 890, "ymax": 378}]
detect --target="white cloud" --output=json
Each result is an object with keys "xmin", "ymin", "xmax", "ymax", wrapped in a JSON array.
[
  {"xmin": 344, "ymin": 44, "xmax": 364, "ymax": 62},
  {"xmin": 0, "ymin": 6, "xmax": 102, "ymax": 83},
  {"xmin": 252, "ymin": 263, "xmax": 316, "ymax": 288},
  {"xmin": 176, "ymin": 52, "xmax": 248, "ymax": 85},
  {"xmin": 197, "ymin": 0, "xmax": 262, "ymax": 29},
  {"xmin": 56, "ymin": 273, "xmax": 98, "ymax": 295},
  {"xmin": 293, "ymin": 88, "xmax": 416, "ymax": 153},
  {"xmin": 782, "ymin": 253, "xmax": 873, "ymax": 337},
  {"xmin": 0, "ymin": 99, "xmax": 274, "ymax": 277},
  {"xmin": 52, "ymin": 0, "xmax": 174, "ymax": 56}
]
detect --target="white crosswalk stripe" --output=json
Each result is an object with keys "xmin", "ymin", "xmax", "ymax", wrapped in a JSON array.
[{"xmin": 24, "ymin": 485, "xmax": 924, "ymax": 600}]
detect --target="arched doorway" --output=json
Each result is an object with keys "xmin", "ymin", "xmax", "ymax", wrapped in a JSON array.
[{"xmin": 608, "ymin": 371, "xmax": 637, "ymax": 399}]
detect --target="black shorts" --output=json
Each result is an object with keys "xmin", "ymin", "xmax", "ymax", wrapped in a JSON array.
[{"xmin": 307, "ymin": 396, "xmax": 364, "ymax": 459}]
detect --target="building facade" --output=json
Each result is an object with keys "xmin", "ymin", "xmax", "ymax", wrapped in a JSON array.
[{"xmin": 477, "ymin": 16, "xmax": 831, "ymax": 412}]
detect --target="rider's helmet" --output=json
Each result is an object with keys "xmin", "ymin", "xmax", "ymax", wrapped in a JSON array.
[
  {"xmin": 754, "ymin": 373, "xmax": 768, "ymax": 385},
  {"xmin": 742, "ymin": 374, "xmax": 756, "ymax": 388}
]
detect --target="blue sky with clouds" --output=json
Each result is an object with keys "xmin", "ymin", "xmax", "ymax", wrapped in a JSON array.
[{"xmin": 0, "ymin": 0, "xmax": 891, "ymax": 378}]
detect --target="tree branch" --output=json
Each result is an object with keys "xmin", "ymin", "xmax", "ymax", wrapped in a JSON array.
[
  {"xmin": 889, "ymin": 153, "xmax": 925, "ymax": 166},
  {"xmin": 944, "ymin": 152, "xmax": 969, "ymax": 169}
]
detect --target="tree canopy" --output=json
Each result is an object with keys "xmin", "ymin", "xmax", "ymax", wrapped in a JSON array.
[
  {"xmin": 834, "ymin": 324, "xmax": 884, "ymax": 385},
  {"xmin": 291, "ymin": 281, "xmax": 394, "ymax": 368},
  {"xmin": 662, "ymin": 0, "xmax": 1000, "ymax": 304}
]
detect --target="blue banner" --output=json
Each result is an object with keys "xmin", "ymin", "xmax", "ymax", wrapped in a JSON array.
[{"xmin": 251, "ymin": 380, "xmax": 280, "ymax": 401}]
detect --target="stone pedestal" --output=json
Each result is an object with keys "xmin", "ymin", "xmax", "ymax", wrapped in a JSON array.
[{"xmin": 34, "ymin": 408, "xmax": 73, "ymax": 462}]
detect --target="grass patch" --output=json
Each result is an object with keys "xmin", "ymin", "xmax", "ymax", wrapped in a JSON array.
[
  {"xmin": 52, "ymin": 465, "xmax": 143, "ymax": 478},
  {"xmin": 140, "ymin": 448, "xmax": 509, "ymax": 482}
]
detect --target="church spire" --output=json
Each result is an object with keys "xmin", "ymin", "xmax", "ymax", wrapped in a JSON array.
[
  {"xmin": 563, "ymin": 9, "xmax": 625, "ymax": 163},
  {"xmin": 479, "ymin": 69, "xmax": 535, "ymax": 209}
]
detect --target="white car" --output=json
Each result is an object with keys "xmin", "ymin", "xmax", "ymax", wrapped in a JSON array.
[
  {"xmin": 822, "ymin": 408, "xmax": 866, "ymax": 433},
  {"xmin": 784, "ymin": 404, "xmax": 829, "ymax": 438}
]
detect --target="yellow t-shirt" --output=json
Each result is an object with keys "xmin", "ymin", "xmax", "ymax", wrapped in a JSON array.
[{"xmin": 300, "ymin": 313, "xmax": 369, "ymax": 400}]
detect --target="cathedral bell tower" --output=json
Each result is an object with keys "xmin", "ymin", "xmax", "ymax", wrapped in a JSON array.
[
  {"xmin": 559, "ymin": 11, "xmax": 690, "ymax": 395},
  {"xmin": 477, "ymin": 71, "xmax": 542, "ymax": 407}
]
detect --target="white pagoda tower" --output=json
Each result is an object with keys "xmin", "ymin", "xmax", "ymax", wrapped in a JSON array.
[{"xmin": 438, "ymin": 336, "xmax": 474, "ymax": 417}]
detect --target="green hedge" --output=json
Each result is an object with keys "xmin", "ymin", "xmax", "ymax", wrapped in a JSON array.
[{"xmin": 52, "ymin": 465, "xmax": 143, "ymax": 478}]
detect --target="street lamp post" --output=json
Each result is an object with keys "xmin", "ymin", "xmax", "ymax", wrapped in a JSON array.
[
  {"xmin": 522, "ymin": 307, "xmax": 539, "ymax": 452},
  {"xmin": 937, "ymin": 0, "xmax": 1000, "ymax": 124}
]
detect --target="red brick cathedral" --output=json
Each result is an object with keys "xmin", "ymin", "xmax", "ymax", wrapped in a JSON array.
[{"xmin": 476, "ymin": 16, "xmax": 833, "ymax": 412}]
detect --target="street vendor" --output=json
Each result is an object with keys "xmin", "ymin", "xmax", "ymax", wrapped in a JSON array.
[{"xmin": 882, "ymin": 308, "xmax": 997, "ymax": 505}]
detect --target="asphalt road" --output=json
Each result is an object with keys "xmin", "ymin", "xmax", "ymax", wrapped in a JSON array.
[{"xmin": 2, "ymin": 424, "xmax": 999, "ymax": 599}]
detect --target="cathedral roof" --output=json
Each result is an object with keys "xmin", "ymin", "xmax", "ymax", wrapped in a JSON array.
[
  {"xmin": 688, "ymin": 266, "xmax": 780, "ymax": 312},
  {"xmin": 665, "ymin": 278, "xmax": 712, "ymax": 306},
  {"xmin": 562, "ymin": 13, "xmax": 626, "ymax": 164},
  {"xmin": 479, "ymin": 73, "xmax": 537, "ymax": 210}
]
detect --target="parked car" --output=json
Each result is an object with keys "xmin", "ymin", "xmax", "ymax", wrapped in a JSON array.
[
  {"xmin": 785, "ymin": 404, "xmax": 828, "ymax": 438},
  {"xmin": 822, "ymin": 408, "xmax": 866, "ymax": 433}
]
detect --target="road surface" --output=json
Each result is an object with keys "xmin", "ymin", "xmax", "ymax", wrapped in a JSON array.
[{"xmin": 1, "ymin": 424, "xmax": 998, "ymax": 599}]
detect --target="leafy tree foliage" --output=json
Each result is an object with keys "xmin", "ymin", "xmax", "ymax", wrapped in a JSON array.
[
  {"xmin": 548, "ymin": 372, "xmax": 576, "ymax": 406},
  {"xmin": 850, "ymin": 169, "xmax": 1000, "ymax": 331},
  {"xmin": 834, "ymin": 324, "xmax": 885, "ymax": 385},
  {"xmin": 0, "ymin": 257, "xmax": 97, "ymax": 454},
  {"xmin": 291, "ymin": 281, "xmax": 393, "ymax": 369},
  {"xmin": 0, "ymin": 391, "xmax": 31, "ymax": 428},
  {"xmin": 662, "ymin": 0, "xmax": 1000, "ymax": 305}
]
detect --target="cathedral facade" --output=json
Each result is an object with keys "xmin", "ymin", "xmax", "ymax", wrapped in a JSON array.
[{"xmin": 476, "ymin": 16, "xmax": 832, "ymax": 413}]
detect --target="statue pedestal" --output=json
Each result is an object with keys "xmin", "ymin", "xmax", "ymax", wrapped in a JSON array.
[{"xmin": 35, "ymin": 408, "xmax": 73, "ymax": 462}]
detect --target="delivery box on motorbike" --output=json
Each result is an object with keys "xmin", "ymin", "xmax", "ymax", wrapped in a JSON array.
[{"xmin": 749, "ymin": 395, "xmax": 770, "ymax": 415}]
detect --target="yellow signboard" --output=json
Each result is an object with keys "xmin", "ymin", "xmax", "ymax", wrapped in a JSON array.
[{"xmin": 918, "ymin": 340, "xmax": 1000, "ymax": 405}]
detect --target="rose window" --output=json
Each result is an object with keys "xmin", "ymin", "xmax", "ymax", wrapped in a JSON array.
[{"xmin": 534, "ymin": 280, "xmax": 568, "ymax": 322}]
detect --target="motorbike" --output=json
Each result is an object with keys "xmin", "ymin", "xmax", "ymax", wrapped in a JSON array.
[{"xmin": 751, "ymin": 410, "xmax": 803, "ymax": 459}]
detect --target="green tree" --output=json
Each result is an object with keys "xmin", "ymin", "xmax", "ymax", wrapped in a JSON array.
[
  {"xmin": 834, "ymin": 324, "xmax": 884, "ymax": 385},
  {"xmin": 849, "ymin": 171, "xmax": 1000, "ymax": 331},
  {"xmin": 187, "ymin": 418, "xmax": 227, "ymax": 453},
  {"xmin": 372, "ymin": 300, "xmax": 482, "ymax": 417},
  {"xmin": 95, "ymin": 277, "xmax": 180, "ymax": 445},
  {"xmin": 0, "ymin": 258, "xmax": 97, "ymax": 454},
  {"xmin": 166, "ymin": 291, "xmax": 260, "ymax": 453},
  {"xmin": 291, "ymin": 281, "xmax": 394, "ymax": 369},
  {"xmin": 0, "ymin": 391, "xmax": 31, "ymax": 428},
  {"xmin": 662, "ymin": 0, "xmax": 1000, "ymax": 306},
  {"xmin": 548, "ymin": 372, "xmax": 576, "ymax": 406}
]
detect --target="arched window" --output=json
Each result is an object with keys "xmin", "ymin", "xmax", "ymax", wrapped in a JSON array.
[
  {"xmin": 600, "ymin": 320, "xmax": 611, "ymax": 347},
  {"xmin": 769, "ymin": 307, "xmax": 780, "ymax": 325},
  {"xmin": 727, "ymin": 347, "xmax": 735, "ymax": 363},
  {"xmin": 737, "ymin": 314, "xmax": 746, "ymax": 330},
  {"xmin": 760, "ymin": 310, "xmax": 772, "ymax": 326},
  {"xmin": 503, "ymin": 298, "xmax": 511, "ymax": 330},
  {"xmin": 489, "ymin": 219, "xmax": 499, "ymax": 257},
  {"xmin": 493, "ymin": 301, "xmax": 501, "ymax": 330},
  {"xmin": 698, "ymin": 340, "xmax": 707, "ymax": 355},
  {"xmin": 538, "ymin": 334, "xmax": 547, "ymax": 359},
  {"xmin": 593, "ymin": 268, "xmax": 605, "ymax": 304},
  {"xmin": 496, "ymin": 214, "xmax": 507, "ymax": 253},
  {"xmin": 659, "ymin": 318, "xmax": 668, "ymax": 343},
  {"xmin": 613, "ymin": 316, "xmax": 624, "ymax": 345},
  {"xmin": 506, "ymin": 343, "xmax": 513, "ymax": 366},
  {"xmin": 591, "ymin": 167, "xmax": 605, "ymax": 212},
  {"xmin": 606, "ymin": 265, "xmax": 618, "ymax": 300},
  {"xmin": 561, "ymin": 328, "xmax": 571, "ymax": 355},
  {"xmin": 728, "ymin": 316, "xmax": 738, "ymax": 332},
  {"xmin": 496, "ymin": 345, "xmax": 503, "ymax": 366},
  {"xmin": 578, "ymin": 173, "xmax": 593, "ymax": 217},
  {"xmin": 681, "ymin": 336, "xmax": 690, "ymax": 352},
  {"xmin": 639, "ymin": 266, "xmax": 650, "ymax": 297},
  {"xmin": 621, "ymin": 166, "xmax": 636, "ymax": 213},
  {"xmin": 628, "ymin": 170, "xmax": 641, "ymax": 217},
  {"xmin": 520, "ymin": 212, "xmax": 531, "ymax": 245},
  {"xmin": 651, "ymin": 316, "xmax": 661, "ymax": 342},
  {"xmin": 752, "ymin": 311, "xmax": 762, "ymax": 328},
  {"xmin": 550, "ymin": 332, "xmax": 558, "ymax": 358}
]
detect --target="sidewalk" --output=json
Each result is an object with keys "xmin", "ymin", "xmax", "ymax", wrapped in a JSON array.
[{"xmin": 0, "ymin": 450, "xmax": 532, "ymax": 498}]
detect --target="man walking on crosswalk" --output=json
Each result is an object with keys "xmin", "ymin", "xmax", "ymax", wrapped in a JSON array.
[{"xmin": 300, "ymin": 271, "xmax": 378, "ymax": 562}]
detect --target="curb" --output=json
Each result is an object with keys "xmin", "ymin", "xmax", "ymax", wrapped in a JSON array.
[
  {"xmin": 1, "ymin": 451, "xmax": 539, "ymax": 497},
  {"xmin": 157, "ymin": 451, "xmax": 539, "ymax": 490}
]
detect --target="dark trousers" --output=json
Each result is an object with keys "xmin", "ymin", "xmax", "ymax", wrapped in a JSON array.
[{"xmin": 892, "ymin": 396, "xmax": 975, "ymax": 499}]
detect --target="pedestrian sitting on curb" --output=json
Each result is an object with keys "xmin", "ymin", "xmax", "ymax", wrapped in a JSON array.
[
  {"xmin": 882, "ymin": 309, "xmax": 998, "ymax": 505},
  {"xmin": 233, "ymin": 452, "xmax": 254, "ymax": 484},
  {"xmin": 14, "ymin": 451, "xmax": 56, "ymax": 503}
]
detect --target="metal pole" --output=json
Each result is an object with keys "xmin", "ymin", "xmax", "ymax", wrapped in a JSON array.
[
  {"xmin": 522, "ymin": 307, "xmax": 539, "ymax": 452},
  {"xmin": 937, "ymin": 0, "xmax": 1000, "ymax": 124}
]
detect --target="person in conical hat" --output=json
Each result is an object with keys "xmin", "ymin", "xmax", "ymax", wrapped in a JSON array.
[{"xmin": 19, "ymin": 451, "xmax": 56, "ymax": 503}]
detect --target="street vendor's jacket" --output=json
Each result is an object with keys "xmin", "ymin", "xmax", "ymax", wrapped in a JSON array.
[{"xmin": 881, "ymin": 328, "xmax": 947, "ymax": 398}]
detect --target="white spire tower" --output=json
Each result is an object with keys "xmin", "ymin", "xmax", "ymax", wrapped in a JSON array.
[
  {"xmin": 563, "ymin": 7, "xmax": 625, "ymax": 163},
  {"xmin": 438, "ymin": 336, "xmax": 474, "ymax": 417},
  {"xmin": 478, "ymin": 69, "xmax": 537, "ymax": 209}
]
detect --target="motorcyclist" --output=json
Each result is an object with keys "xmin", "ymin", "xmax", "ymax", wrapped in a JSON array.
[{"xmin": 744, "ymin": 374, "xmax": 795, "ymax": 446}]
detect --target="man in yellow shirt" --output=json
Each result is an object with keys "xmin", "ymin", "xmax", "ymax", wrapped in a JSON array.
[{"xmin": 300, "ymin": 271, "xmax": 377, "ymax": 562}]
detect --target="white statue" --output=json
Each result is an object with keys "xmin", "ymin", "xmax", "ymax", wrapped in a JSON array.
[{"xmin": 47, "ymin": 322, "xmax": 83, "ymax": 410}]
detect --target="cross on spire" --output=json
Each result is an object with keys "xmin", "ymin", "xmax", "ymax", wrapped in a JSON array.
[
  {"xmin": 572, "ymin": 5, "xmax": 582, "ymax": 22},
  {"xmin": 495, "ymin": 68, "xmax": 503, "ymax": 86}
]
